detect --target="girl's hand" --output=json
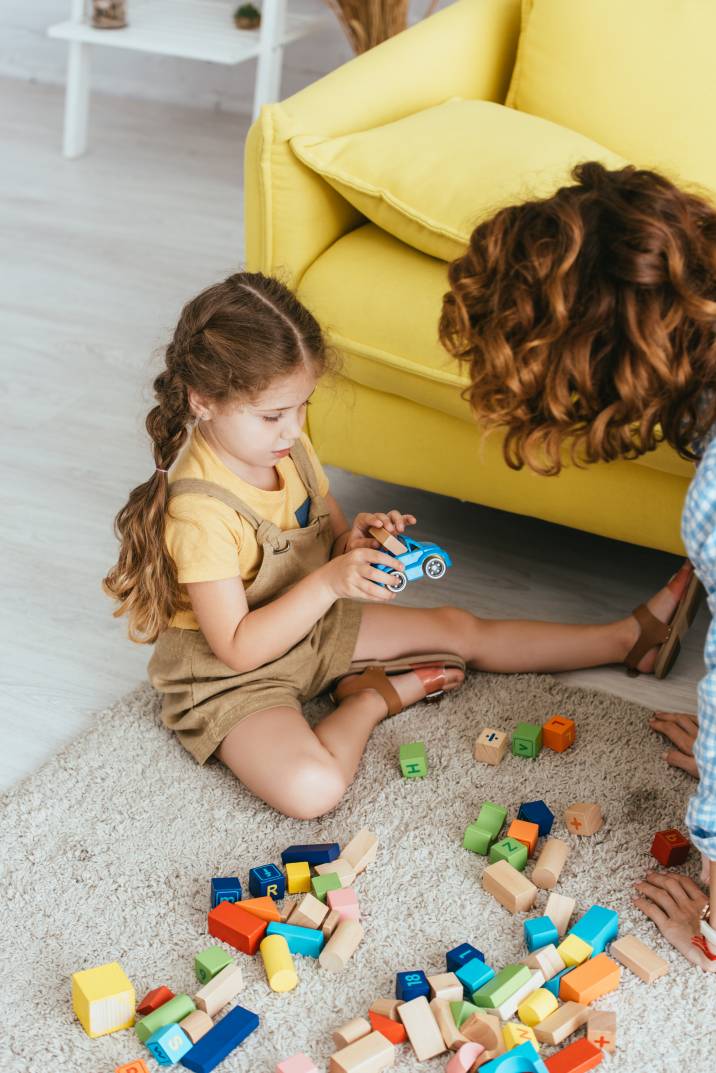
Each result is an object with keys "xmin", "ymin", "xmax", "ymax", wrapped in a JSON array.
[
  {"xmin": 319, "ymin": 547, "xmax": 404, "ymax": 602},
  {"xmin": 343, "ymin": 510, "xmax": 417, "ymax": 552},
  {"xmin": 648, "ymin": 710, "xmax": 699, "ymax": 778},
  {"xmin": 633, "ymin": 872, "xmax": 715, "ymax": 971}
]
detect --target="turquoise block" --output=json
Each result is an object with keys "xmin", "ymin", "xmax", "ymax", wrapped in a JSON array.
[
  {"xmin": 146, "ymin": 1023, "xmax": 192, "ymax": 1066},
  {"xmin": 543, "ymin": 966, "xmax": 571, "ymax": 997},
  {"xmin": 489, "ymin": 837, "xmax": 528, "ymax": 871},
  {"xmin": 479, "ymin": 1041, "xmax": 549, "ymax": 1073},
  {"xmin": 456, "ymin": 957, "xmax": 494, "ymax": 996},
  {"xmin": 511, "ymin": 723, "xmax": 542, "ymax": 758},
  {"xmin": 265, "ymin": 921, "xmax": 324, "ymax": 957},
  {"xmin": 524, "ymin": 916, "xmax": 559, "ymax": 953},
  {"xmin": 568, "ymin": 905, "xmax": 618, "ymax": 954}
]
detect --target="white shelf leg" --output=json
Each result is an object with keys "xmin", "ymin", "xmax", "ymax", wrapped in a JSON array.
[
  {"xmin": 63, "ymin": 40, "xmax": 91, "ymax": 158},
  {"xmin": 252, "ymin": 0, "xmax": 287, "ymax": 120}
]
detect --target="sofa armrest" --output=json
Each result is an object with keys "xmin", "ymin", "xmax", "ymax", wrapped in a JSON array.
[{"xmin": 244, "ymin": 0, "xmax": 522, "ymax": 285}]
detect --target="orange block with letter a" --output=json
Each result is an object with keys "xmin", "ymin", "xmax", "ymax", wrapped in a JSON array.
[{"xmin": 543, "ymin": 716, "xmax": 575, "ymax": 752}]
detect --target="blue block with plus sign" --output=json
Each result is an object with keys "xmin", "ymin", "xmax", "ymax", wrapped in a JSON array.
[
  {"xmin": 210, "ymin": 877, "xmax": 242, "ymax": 909},
  {"xmin": 478, "ymin": 1041, "xmax": 549, "ymax": 1072},
  {"xmin": 248, "ymin": 863, "xmax": 285, "ymax": 900},
  {"xmin": 524, "ymin": 916, "xmax": 559, "ymax": 952},
  {"xmin": 517, "ymin": 800, "xmax": 554, "ymax": 837},
  {"xmin": 568, "ymin": 905, "xmax": 618, "ymax": 954},
  {"xmin": 396, "ymin": 970, "xmax": 430, "ymax": 1002},
  {"xmin": 457, "ymin": 957, "xmax": 495, "ymax": 997},
  {"xmin": 446, "ymin": 942, "xmax": 485, "ymax": 973}
]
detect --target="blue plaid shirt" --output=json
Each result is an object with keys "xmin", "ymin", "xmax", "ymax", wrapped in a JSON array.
[{"xmin": 681, "ymin": 431, "xmax": 716, "ymax": 861}]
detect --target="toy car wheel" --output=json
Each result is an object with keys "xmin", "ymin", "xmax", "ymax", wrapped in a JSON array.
[
  {"xmin": 423, "ymin": 555, "xmax": 447, "ymax": 579},
  {"xmin": 386, "ymin": 570, "xmax": 407, "ymax": 592}
]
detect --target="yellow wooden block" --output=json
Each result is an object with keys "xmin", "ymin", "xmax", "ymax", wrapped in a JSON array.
[
  {"xmin": 502, "ymin": 1023, "xmax": 539, "ymax": 1052},
  {"xmin": 517, "ymin": 988, "xmax": 558, "ymax": 1027},
  {"xmin": 286, "ymin": 861, "xmax": 311, "ymax": 894},
  {"xmin": 557, "ymin": 934, "xmax": 593, "ymax": 968},
  {"xmin": 72, "ymin": 961, "xmax": 135, "ymax": 1038}
]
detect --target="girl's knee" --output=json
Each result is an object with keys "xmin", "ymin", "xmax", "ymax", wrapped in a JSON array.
[
  {"xmin": 436, "ymin": 605, "xmax": 480, "ymax": 650},
  {"xmin": 277, "ymin": 756, "xmax": 347, "ymax": 820}
]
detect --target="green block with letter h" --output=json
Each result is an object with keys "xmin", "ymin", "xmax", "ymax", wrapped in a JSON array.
[{"xmin": 399, "ymin": 741, "xmax": 428, "ymax": 778}]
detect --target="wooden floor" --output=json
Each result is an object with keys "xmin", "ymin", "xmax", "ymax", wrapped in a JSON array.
[{"xmin": 1, "ymin": 77, "xmax": 708, "ymax": 792}]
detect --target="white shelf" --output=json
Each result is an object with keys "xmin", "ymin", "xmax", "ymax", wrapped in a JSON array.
[{"xmin": 49, "ymin": 1, "xmax": 323, "ymax": 65}]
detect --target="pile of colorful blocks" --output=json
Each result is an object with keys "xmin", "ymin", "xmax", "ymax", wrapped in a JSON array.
[{"xmin": 474, "ymin": 715, "xmax": 576, "ymax": 766}]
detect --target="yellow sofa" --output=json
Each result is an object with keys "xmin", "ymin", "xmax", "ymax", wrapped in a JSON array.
[{"xmin": 244, "ymin": 0, "xmax": 716, "ymax": 555}]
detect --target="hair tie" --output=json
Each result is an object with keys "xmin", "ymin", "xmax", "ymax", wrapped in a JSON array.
[{"xmin": 156, "ymin": 467, "xmax": 168, "ymax": 474}]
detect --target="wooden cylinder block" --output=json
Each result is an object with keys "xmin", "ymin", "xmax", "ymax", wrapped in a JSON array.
[
  {"xmin": 319, "ymin": 919, "xmax": 364, "ymax": 972},
  {"xmin": 179, "ymin": 1009, "xmax": 213, "ymax": 1044},
  {"xmin": 532, "ymin": 838, "xmax": 569, "ymax": 889}
]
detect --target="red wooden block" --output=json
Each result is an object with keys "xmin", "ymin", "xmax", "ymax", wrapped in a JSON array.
[
  {"xmin": 650, "ymin": 828, "xmax": 690, "ymax": 867},
  {"xmin": 543, "ymin": 716, "xmax": 575, "ymax": 752},
  {"xmin": 545, "ymin": 1037, "xmax": 603, "ymax": 1073},
  {"xmin": 368, "ymin": 1009, "xmax": 408, "ymax": 1044},
  {"xmin": 208, "ymin": 900, "xmax": 267, "ymax": 954},
  {"xmin": 136, "ymin": 985, "xmax": 174, "ymax": 1016}
]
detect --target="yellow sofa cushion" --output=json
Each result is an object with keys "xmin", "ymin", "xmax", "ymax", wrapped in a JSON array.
[
  {"xmin": 290, "ymin": 98, "xmax": 625, "ymax": 262},
  {"xmin": 506, "ymin": 0, "xmax": 716, "ymax": 198}
]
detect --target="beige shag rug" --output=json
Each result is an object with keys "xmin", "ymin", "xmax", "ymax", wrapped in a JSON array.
[{"xmin": 2, "ymin": 673, "xmax": 715, "ymax": 1073}]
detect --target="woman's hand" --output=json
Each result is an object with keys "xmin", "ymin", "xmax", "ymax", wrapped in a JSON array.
[
  {"xmin": 343, "ymin": 510, "xmax": 416, "ymax": 553},
  {"xmin": 648, "ymin": 710, "xmax": 699, "ymax": 778},
  {"xmin": 633, "ymin": 872, "xmax": 715, "ymax": 971},
  {"xmin": 319, "ymin": 547, "xmax": 404, "ymax": 602}
]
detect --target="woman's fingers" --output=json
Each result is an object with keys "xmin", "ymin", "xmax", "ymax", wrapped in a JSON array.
[
  {"xmin": 663, "ymin": 748, "xmax": 699, "ymax": 778},
  {"xmin": 632, "ymin": 894, "xmax": 671, "ymax": 932},
  {"xmin": 633, "ymin": 879, "xmax": 681, "ymax": 917},
  {"xmin": 642, "ymin": 871, "xmax": 707, "ymax": 909},
  {"xmin": 649, "ymin": 715, "xmax": 697, "ymax": 753},
  {"xmin": 651, "ymin": 711, "xmax": 698, "ymax": 731}
]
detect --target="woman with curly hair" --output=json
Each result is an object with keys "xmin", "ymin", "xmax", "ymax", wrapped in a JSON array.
[{"xmin": 439, "ymin": 161, "xmax": 716, "ymax": 971}]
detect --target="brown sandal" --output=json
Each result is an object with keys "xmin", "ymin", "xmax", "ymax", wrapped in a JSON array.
[
  {"xmin": 331, "ymin": 661, "xmax": 464, "ymax": 716},
  {"xmin": 625, "ymin": 568, "xmax": 703, "ymax": 679}
]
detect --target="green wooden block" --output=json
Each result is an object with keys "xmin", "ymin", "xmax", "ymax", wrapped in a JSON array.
[
  {"xmin": 511, "ymin": 722, "xmax": 542, "ymax": 758},
  {"xmin": 136, "ymin": 994, "xmax": 196, "ymax": 1043},
  {"xmin": 473, "ymin": 964, "xmax": 531, "ymax": 1008},
  {"xmin": 476, "ymin": 802, "xmax": 508, "ymax": 839},
  {"xmin": 489, "ymin": 837, "xmax": 529, "ymax": 871},
  {"xmin": 399, "ymin": 741, "xmax": 428, "ymax": 778},
  {"xmin": 450, "ymin": 1000, "xmax": 481, "ymax": 1027},
  {"xmin": 463, "ymin": 823, "xmax": 494, "ymax": 855},
  {"xmin": 195, "ymin": 945, "xmax": 235, "ymax": 985},
  {"xmin": 311, "ymin": 872, "xmax": 341, "ymax": 902}
]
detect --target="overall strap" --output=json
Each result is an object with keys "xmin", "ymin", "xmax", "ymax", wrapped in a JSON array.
[
  {"xmin": 289, "ymin": 438, "xmax": 328, "ymax": 516},
  {"xmin": 168, "ymin": 479, "xmax": 289, "ymax": 553}
]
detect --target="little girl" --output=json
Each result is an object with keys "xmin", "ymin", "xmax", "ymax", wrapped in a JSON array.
[
  {"xmin": 105, "ymin": 271, "xmax": 689, "ymax": 826},
  {"xmin": 438, "ymin": 160, "xmax": 716, "ymax": 969}
]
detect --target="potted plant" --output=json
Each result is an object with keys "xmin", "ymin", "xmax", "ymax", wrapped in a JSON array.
[
  {"xmin": 323, "ymin": 0, "xmax": 439, "ymax": 54},
  {"xmin": 234, "ymin": 3, "xmax": 262, "ymax": 30},
  {"xmin": 91, "ymin": 1, "xmax": 128, "ymax": 29}
]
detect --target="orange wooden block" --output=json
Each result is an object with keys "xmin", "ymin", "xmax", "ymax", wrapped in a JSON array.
[
  {"xmin": 369, "ymin": 1009, "xmax": 408, "ymax": 1044},
  {"xmin": 507, "ymin": 819, "xmax": 540, "ymax": 856},
  {"xmin": 542, "ymin": 715, "xmax": 575, "ymax": 752},
  {"xmin": 136, "ymin": 985, "xmax": 174, "ymax": 1016},
  {"xmin": 115, "ymin": 1063, "xmax": 150, "ymax": 1073},
  {"xmin": 240, "ymin": 896, "xmax": 282, "ymax": 923},
  {"xmin": 207, "ymin": 900, "xmax": 267, "ymax": 955},
  {"xmin": 559, "ymin": 954, "xmax": 620, "ymax": 1005}
]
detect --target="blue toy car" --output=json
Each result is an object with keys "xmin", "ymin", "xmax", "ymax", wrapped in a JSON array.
[{"xmin": 374, "ymin": 534, "xmax": 453, "ymax": 592}]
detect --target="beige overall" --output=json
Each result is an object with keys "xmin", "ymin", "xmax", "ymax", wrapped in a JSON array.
[{"xmin": 148, "ymin": 439, "xmax": 363, "ymax": 764}]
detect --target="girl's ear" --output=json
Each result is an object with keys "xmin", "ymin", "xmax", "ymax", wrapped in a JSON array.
[{"xmin": 187, "ymin": 389, "xmax": 211, "ymax": 421}]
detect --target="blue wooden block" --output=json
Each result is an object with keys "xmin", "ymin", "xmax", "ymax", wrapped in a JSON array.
[
  {"xmin": 524, "ymin": 916, "xmax": 559, "ymax": 953},
  {"xmin": 568, "ymin": 905, "xmax": 618, "ymax": 954},
  {"xmin": 395, "ymin": 970, "xmax": 430, "ymax": 1002},
  {"xmin": 146, "ymin": 1023, "xmax": 193, "ymax": 1066},
  {"xmin": 478, "ymin": 1041, "xmax": 549, "ymax": 1073},
  {"xmin": 446, "ymin": 942, "xmax": 485, "ymax": 973},
  {"xmin": 543, "ymin": 966, "xmax": 572, "ymax": 997},
  {"xmin": 280, "ymin": 843, "xmax": 340, "ymax": 865},
  {"xmin": 248, "ymin": 864, "xmax": 285, "ymax": 900},
  {"xmin": 457, "ymin": 958, "xmax": 495, "ymax": 997},
  {"xmin": 266, "ymin": 921, "xmax": 324, "ymax": 957},
  {"xmin": 210, "ymin": 877, "xmax": 242, "ymax": 909},
  {"xmin": 517, "ymin": 800, "xmax": 554, "ymax": 837},
  {"xmin": 181, "ymin": 1005, "xmax": 259, "ymax": 1073}
]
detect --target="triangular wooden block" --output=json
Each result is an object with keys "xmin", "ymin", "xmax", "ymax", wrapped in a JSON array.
[{"xmin": 239, "ymin": 896, "xmax": 282, "ymax": 922}]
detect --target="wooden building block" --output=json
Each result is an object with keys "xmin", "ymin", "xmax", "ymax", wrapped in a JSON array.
[
  {"xmin": 399, "ymin": 741, "xmax": 428, "ymax": 778},
  {"xmin": 286, "ymin": 861, "xmax": 312, "ymax": 894},
  {"xmin": 276, "ymin": 1055, "xmax": 319, "ymax": 1073},
  {"xmin": 145, "ymin": 1023, "xmax": 193, "ymax": 1066},
  {"xmin": 542, "ymin": 716, "xmax": 575, "ymax": 752},
  {"xmin": 333, "ymin": 1017, "xmax": 372, "ymax": 1048},
  {"xmin": 208, "ymin": 900, "xmax": 267, "ymax": 955},
  {"xmin": 195, "ymin": 945, "xmax": 234, "ymax": 985},
  {"xmin": 115, "ymin": 1062, "xmax": 150, "ymax": 1073},
  {"xmin": 464, "ymin": 822, "xmax": 495, "ymax": 855},
  {"xmin": 507, "ymin": 819, "xmax": 540, "ymax": 856},
  {"xmin": 556, "ymin": 935, "xmax": 593, "ymax": 968},
  {"xmin": 368, "ymin": 1011, "xmax": 408, "ymax": 1044},
  {"xmin": 396, "ymin": 970, "xmax": 430, "ymax": 1002},
  {"xmin": 320, "ymin": 919, "xmax": 364, "ymax": 971},
  {"xmin": 461, "ymin": 1011, "xmax": 503, "ymax": 1052},
  {"xmin": 178, "ymin": 1010, "xmax": 213, "ymax": 1044},
  {"xmin": 518, "ymin": 800, "xmax": 555, "ymax": 836},
  {"xmin": 323, "ymin": 908, "xmax": 342, "ymax": 940},
  {"xmin": 559, "ymin": 954, "xmax": 620, "ymax": 1005},
  {"xmin": 489, "ymin": 837, "xmax": 529, "ymax": 872},
  {"xmin": 446, "ymin": 1041, "xmax": 485, "ymax": 1073},
  {"xmin": 428, "ymin": 972, "xmax": 464, "ymax": 1001},
  {"xmin": 586, "ymin": 1010, "xmax": 616, "ymax": 1053},
  {"xmin": 281, "ymin": 843, "xmax": 340, "ymax": 865},
  {"xmin": 315, "ymin": 857, "xmax": 357, "ymax": 885},
  {"xmin": 342, "ymin": 829, "xmax": 378, "ymax": 874},
  {"xmin": 195, "ymin": 963, "xmax": 244, "ymax": 1017},
  {"xmin": 266, "ymin": 921, "xmax": 325, "ymax": 957},
  {"xmin": 524, "ymin": 917, "xmax": 559, "ymax": 953},
  {"xmin": 494, "ymin": 971, "xmax": 545, "ymax": 1021},
  {"xmin": 609, "ymin": 934, "xmax": 669, "ymax": 983},
  {"xmin": 478, "ymin": 802, "xmax": 509, "ymax": 838},
  {"xmin": 564, "ymin": 803, "xmax": 603, "ymax": 837},
  {"xmin": 447, "ymin": 943, "xmax": 486, "ymax": 973},
  {"xmin": 430, "ymin": 998, "xmax": 468, "ymax": 1050},
  {"xmin": 477, "ymin": 1041, "xmax": 549, "ymax": 1071},
  {"xmin": 181, "ymin": 1005, "xmax": 260, "ymax": 1073},
  {"xmin": 327, "ymin": 886, "xmax": 360, "ymax": 921},
  {"xmin": 650, "ymin": 828, "xmax": 690, "ymax": 867},
  {"xmin": 503, "ymin": 1023, "xmax": 539, "ymax": 1051},
  {"xmin": 136, "ymin": 985, "xmax": 174, "ymax": 1016},
  {"xmin": 329, "ymin": 1030, "xmax": 395, "ymax": 1073},
  {"xmin": 281, "ymin": 899, "xmax": 298, "ymax": 923},
  {"xmin": 512, "ymin": 722, "xmax": 543, "ymax": 758},
  {"xmin": 290, "ymin": 892, "xmax": 329, "ymax": 930},
  {"xmin": 568, "ymin": 906, "xmax": 618, "ymax": 955},
  {"xmin": 135, "ymin": 995, "xmax": 195, "ymax": 1044},
  {"xmin": 369, "ymin": 524, "xmax": 407, "ymax": 555},
  {"xmin": 534, "ymin": 1002, "xmax": 588, "ymax": 1045},
  {"xmin": 544, "ymin": 1037, "xmax": 603, "ymax": 1073},
  {"xmin": 483, "ymin": 859, "xmax": 538, "ymax": 913},
  {"xmin": 260, "ymin": 935, "xmax": 298, "ymax": 993},
  {"xmin": 72, "ymin": 961, "xmax": 135, "ymax": 1039},
  {"xmin": 474, "ymin": 728, "xmax": 509, "ymax": 766},
  {"xmin": 520, "ymin": 944, "xmax": 566, "ymax": 981},
  {"xmin": 398, "ymin": 995, "xmax": 446, "ymax": 1060},
  {"xmin": 312, "ymin": 872, "xmax": 342, "ymax": 902},
  {"xmin": 474, "ymin": 965, "xmax": 532, "ymax": 1009},
  {"xmin": 239, "ymin": 895, "xmax": 282, "ymax": 923},
  {"xmin": 517, "ymin": 988, "xmax": 558, "ymax": 1027},
  {"xmin": 532, "ymin": 839, "xmax": 569, "ymax": 890},
  {"xmin": 248, "ymin": 863, "xmax": 285, "ymax": 900},
  {"xmin": 370, "ymin": 998, "xmax": 403, "ymax": 1022},
  {"xmin": 544, "ymin": 894, "xmax": 575, "ymax": 937},
  {"xmin": 210, "ymin": 876, "xmax": 242, "ymax": 908}
]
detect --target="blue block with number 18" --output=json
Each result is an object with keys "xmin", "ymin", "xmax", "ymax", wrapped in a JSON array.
[{"xmin": 396, "ymin": 970, "xmax": 430, "ymax": 1001}]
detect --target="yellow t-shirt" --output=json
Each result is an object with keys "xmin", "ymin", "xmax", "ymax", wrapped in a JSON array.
[{"xmin": 165, "ymin": 427, "xmax": 330, "ymax": 629}]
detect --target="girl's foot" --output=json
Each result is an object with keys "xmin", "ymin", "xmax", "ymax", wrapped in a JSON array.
[
  {"xmin": 334, "ymin": 665, "xmax": 465, "ymax": 722},
  {"xmin": 624, "ymin": 561, "xmax": 694, "ymax": 674},
  {"xmin": 648, "ymin": 711, "xmax": 699, "ymax": 777}
]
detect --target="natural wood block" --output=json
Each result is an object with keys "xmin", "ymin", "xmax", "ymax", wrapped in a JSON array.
[
  {"xmin": 319, "ymin": 919, "xmax": 364, "ymax": 971},
  {"xmin": 544, "ymin": 1037, "xmax": 603, "ymax": 1073},
  {"xmin": 194, "ymin": 963, "xmax": 243, "ymax": 1017},
  {"xmin": 534, "ymin": 1001, "xmax": 589, "ymax": 1045},
  {"xmin": 368, "ymin": 1011, "xmax": 407, "ymax": 1044},
  {"xmin": 397, "ymin": 995, "xmax": 446, "ymax": 1061},
  {"xmin": 482, "ymin": 859, "xmax": 538, "ymax": 913},
  {"xmin": 428, "ymin": 972, "xmax": 464, "ymax": 1001},
  {"xmin": 564, "ymin": 802, "xmax": 603, "ymax": 836},
  {"xmin": 370, "ymin": 998, "xmax": 403, "ymax": 1022},
  {"xmin": 289, "ymin": 892, "xmax": 329, "ymax": 930},
  {"xmin": 429, "ymin": 998, "xmax": 468, "ymax": 1051},
  {"xmin": 474, "ymin": 728, "xmax": 509, "ymax": 766},
  {"xmin": 586, "ymin": 1010, "xmax": 616, "ymax": 1053},
  {"xmin": 369, "ymin": 525, "xmax": 407, "ymax": 555},
  {"xmin": 342, "ymin": 829, "xmax": 379, "ymax": 874},
  {"xmin": 461, "ymin": 1012, "xmax": 503, "ymax": 1053},
  {"xmin": 178, "ymin": 1009, "xmax": 213, "ymax": 1044},
  {"xmin": 520, "ymin": 944, "xmax": 565, "ymax": 981},
  {"xmin": 532, "ymin": 838, "xmax": 569, "ymax": 889},
  {"xmin": 517, "ymin": 987, "xmax": 558, "ymax": 1027},
  {"xmin": 322, "ymin": 908, "xmax": 342, "ymax": 940},
  {"xmin": 609, "ymin": 934, "xmax": 669, "ymax": 983},
  {"xmin": 559, "ymin": 954, "xmax": 621, "ymax": 1004},
  {"xmin": 544, "ymin": 893, "xmax": 576, "ymax": 936},
  {"xmin": 329, "ymin": 1030, "xmax": 395, "ymax": 1073},
  {"xmin": 333, "ymin": 1017, "xmax": 372, "ymax": 1048},
  {"xmin": 507, "ymin": 819, "xmax": 540, "ymax": 856},
  {"xmin": 315, "ymin": 858, "xmax": 357, "ymax": 886}
]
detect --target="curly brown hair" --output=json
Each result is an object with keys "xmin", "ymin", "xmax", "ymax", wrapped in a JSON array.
[{"xmin": 439, "ymin": 162, "xmax": 716, "ymax": 475}]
